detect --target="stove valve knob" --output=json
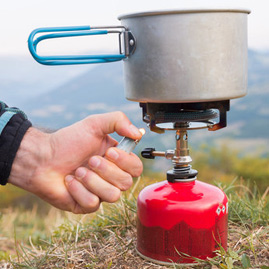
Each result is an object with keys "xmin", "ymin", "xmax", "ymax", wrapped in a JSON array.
[{"xmin": 141, "ymin": 148, "xmax": 156, "ymax": 159}]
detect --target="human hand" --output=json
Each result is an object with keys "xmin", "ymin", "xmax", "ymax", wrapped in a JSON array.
[{"xmin": 9, "ymin": 112, "xmax": 143, "ymax": 214}]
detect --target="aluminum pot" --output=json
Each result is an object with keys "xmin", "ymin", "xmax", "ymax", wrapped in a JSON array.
[
  {"xmin": 118, "ymin": 9, "xmax": 250, "ymax": 103},
  {"xmin": 28, "ymin": 8, "xmax": 250, "ymax": 103}
]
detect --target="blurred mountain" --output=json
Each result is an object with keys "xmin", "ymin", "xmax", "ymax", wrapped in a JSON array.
[
  {"xmin": 227, "ymin": 50, "xmax": 269, "ymax": 139},
  {"xmin": 1, "ymin": 50, "xmax": 268, "ymax": 156},
  {"xmin": 21, "ymin": 62, "xmax": 138, "ymax": 128},
  {"xmin": 0, "ymin": 55, "xmax": 91, "ymax": 106}
]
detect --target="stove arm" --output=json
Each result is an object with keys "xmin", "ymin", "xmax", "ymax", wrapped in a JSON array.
[{"xmin": 140, "ymin": 100, "xmax": 230, "ymax": 133}]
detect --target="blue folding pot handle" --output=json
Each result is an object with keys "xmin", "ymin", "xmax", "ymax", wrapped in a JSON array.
[{"xmin": 28, "ymin": 25, "xmax": 136, "ymax": 65}]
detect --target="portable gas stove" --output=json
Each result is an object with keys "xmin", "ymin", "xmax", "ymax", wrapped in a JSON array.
[{"xmin": 136, "ymin": 101, "xmax": 229, "ymax": 265}]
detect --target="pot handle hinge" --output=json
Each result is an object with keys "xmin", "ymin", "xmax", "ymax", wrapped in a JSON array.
[
  {"xmin": 28, "ymin": 25, "xmax": 136, "ymax": 65},
  {"xmin": 122, "ymin": 31, "xmax": 136, "ymax": 57}
]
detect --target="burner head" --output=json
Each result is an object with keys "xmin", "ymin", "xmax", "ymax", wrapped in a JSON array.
[{"xmin": 140, "ymin": 100, "xmax": 230, "ymax": 133}]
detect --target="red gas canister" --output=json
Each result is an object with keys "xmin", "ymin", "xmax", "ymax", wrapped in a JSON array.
[{"xmin": 136, "ymin": 179, "xmax": 228, "ymax": 265}]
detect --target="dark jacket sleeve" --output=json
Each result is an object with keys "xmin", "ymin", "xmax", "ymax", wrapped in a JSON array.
[{"xmin": 0, "ymin": 102, "xmax": 32, "ymax": 185}]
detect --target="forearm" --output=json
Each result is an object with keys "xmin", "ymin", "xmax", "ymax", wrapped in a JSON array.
[{"xmin": 9, "ymin": 127, "xmax": 52, "ymax": 191}]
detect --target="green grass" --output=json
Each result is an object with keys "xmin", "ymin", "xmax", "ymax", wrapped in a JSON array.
[{"xmin": 0, "ymin": 177, "xmax": 268, "ymax": 269}]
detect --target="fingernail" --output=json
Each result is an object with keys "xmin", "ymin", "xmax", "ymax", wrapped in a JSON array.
[
  {"xmin": 65, "ymin": 175, "xmax": 74, "ymax": 184},
  {"xmin": 89, "ymin": 156, "xmax": 101, "ymax": 168},
  {"xmin": 75, "ymin": 167, "xmax": 87, "ymax": 179},
  {"xmin": 129, "ymin": 124, "xmax": 141, "ymax": 137},
  {"xmin": 107, "ymin": 148, "xmax": 119, "ymax": 160}
]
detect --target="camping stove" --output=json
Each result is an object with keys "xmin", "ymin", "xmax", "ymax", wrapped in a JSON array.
[{"xmin": 136, "ymin": 102, "xmax": 229, "ymax": 265}]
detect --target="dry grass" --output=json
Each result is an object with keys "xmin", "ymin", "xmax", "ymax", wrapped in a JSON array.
[
  {"xmin": 228, "ymin": 223, "xmax": 269, "ymax": 267},
  {"xmin": 0, "ymin": 180, "xmax": 268, "ymax": 269},
  {"xmin": 1, "ymin": 212, "xmax": 268, "ymax": 268}
]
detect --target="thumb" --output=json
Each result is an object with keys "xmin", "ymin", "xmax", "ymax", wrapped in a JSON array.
[{"xmin": 84, "ymin": 111, "xmax": 142, "ymax": 140}]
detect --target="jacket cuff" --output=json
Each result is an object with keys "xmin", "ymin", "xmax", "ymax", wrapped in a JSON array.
[{"xmin": 0, "ymin": 104, "xmax": 32, "ymax": 185}]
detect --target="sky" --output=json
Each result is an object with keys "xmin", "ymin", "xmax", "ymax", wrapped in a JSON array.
[{"xmin": 0, "ymin": 0, "xmax": 269, "ymax": 56}]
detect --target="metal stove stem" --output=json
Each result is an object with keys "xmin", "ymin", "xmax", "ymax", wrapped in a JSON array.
[{"xmin": 173, "ymin": 129, "xmax": 192, "ymax": 166}]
